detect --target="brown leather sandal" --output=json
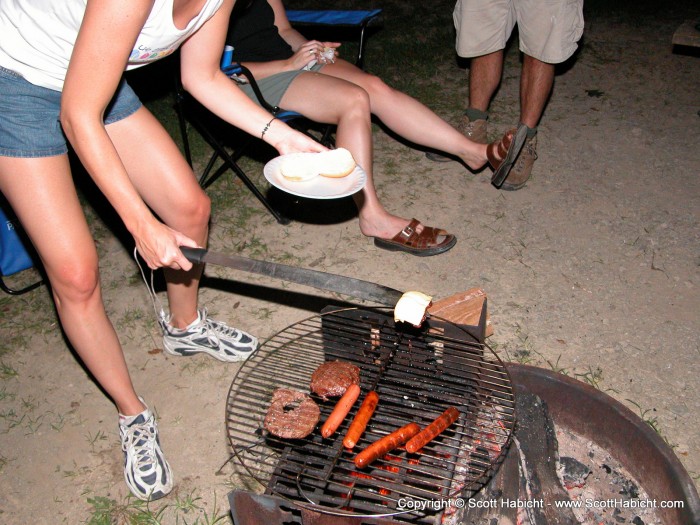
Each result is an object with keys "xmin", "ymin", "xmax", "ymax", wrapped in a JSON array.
[
  {"xmin": 487, "ymin": 124, "xmax": 528, "ymax": 188},
  {"xmin": 373, "ymin": 218, "xmax": 457, "ymax": 257}
]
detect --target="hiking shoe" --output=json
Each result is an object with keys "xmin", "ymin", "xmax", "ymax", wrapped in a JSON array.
[
  {"xmin": 426, "ymin": 116, "xmax": 488, "ymax": 162},
  {"xmin": 501, "ymin": 136, "xmax": 537, "ymax": 191},
  {"xmin": 119, "ymin": 404, "xmax": 173, "ymax": 501},
  {"xmin": 161, "ymin": 308, "xmax": 258, "ymax": 362}
]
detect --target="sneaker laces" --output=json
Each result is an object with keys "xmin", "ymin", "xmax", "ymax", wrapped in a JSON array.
[
  {"xmin": 134, "ymin": 248, "xmax": 252, "ymax": 350},
  {"xmin": 199, "ymin": 312, "xmax": 245, "ymax": 344},
  {"xmin": 122, "ymin": 418, "xmax": 158, "ymax": 471},
  {"xmin": 134, "ymin": 247, "xmax": 169, "ymax": 326}
]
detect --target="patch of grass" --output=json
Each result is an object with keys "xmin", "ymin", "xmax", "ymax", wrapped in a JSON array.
[
  {"xmin": 624, "ymin": 399, "xmax": 676, "ymax": 449},
  {"xmin": 25, "ymin": 413, "xmax": 44, "ymax": 434},
  {"xmin": 0, "ymin": 362, "xmax": 18, "ymax": 379},
  {"xmin": 86, "ymin": 430, "xmax": 108, "ymax": 453},
  {"xmin": 541, "ymin": 354, "xmax": 570, "ymax": 376},
  {"xmin": 0, "ymin": 386, "xmax": 15, "ymax": 402},
  {"xmin": 573, "ymin": 365, "xmax": 605, "ymax": 390},
  {"xmin": 180, "ymin": 358, "xmax": 213, "ymax": 376},
  {"xmin": 21, "ymin": 395, "xmax": 38, "ymax": 411},
  {"xmin": 61, "ymin": 462, "xmax": 92, "ymax": 480},
  {"xmin": 510, "ymin": 348, "xmax": 534, "ymax": 364},
  {"xmin": 252, "ymin": 306, "xmax": 275, "ymax": 322},
  {"xmin": 85, "ymin": 492, "xmax": 229, "ymax": 525},
  {"xmin": 86, "ymin": 496, "xmax": 167, "ymax": 525},
  {"xmin": 0, "ymin": 408, "xmax": 24, "ymax": 433},
  {"xmin": 49, "ymin": 411, "xmax": 67, "ymax": 432}
]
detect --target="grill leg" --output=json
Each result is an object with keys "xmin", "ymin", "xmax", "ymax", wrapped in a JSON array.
[
  {"xmin": 229, "ymin": 491, "xmax": 295, "ymax": 525},
  {"xmin": 229, "ymin": 490, "xmax": 408, "ymax": 525}
]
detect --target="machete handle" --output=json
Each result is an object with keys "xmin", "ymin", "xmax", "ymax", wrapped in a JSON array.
[{"xmin": 180, "ymin": 246, "xmax": 207, "ymax": 264}]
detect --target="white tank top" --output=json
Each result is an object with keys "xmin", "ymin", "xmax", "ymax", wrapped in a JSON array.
[{"xmin": 0, "ymin": 0, "xmax": 223, "ymax": 91}]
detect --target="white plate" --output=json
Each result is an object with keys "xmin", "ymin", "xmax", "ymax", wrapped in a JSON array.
[{"xmin": 264, "ymin": 154, "xmax": 366, "ymax": 200}]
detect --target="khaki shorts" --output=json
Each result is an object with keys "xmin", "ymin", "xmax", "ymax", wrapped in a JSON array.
[{"xmin": 453, "ymin": 0, "xmax": 584, "ymax": 63}]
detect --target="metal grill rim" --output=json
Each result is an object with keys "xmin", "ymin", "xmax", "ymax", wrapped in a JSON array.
[{"xmin": 224, "ymin": 307, "xmax": 515, "ymax": 520}]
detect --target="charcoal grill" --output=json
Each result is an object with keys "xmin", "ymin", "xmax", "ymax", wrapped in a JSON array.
[{"xmin": 224, "ymin": 306, "xmax": 515, "ymax": 523}]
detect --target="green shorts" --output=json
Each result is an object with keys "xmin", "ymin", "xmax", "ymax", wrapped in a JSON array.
[
  {"xmin": 237, "ymin": 63, "xmax": 324, "ymax": 108},
  {"xmin": 453, "ymin": 0, "xmax": 584, "ymax": 64}
]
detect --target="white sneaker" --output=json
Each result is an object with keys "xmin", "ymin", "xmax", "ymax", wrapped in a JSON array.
[
  {"xmin": 160, "ymin": 308, "xmax": 258, "ymax": 362},
  {"xmin": 119, "ymin": 404, "xmax": 173, "ymax": 501}
]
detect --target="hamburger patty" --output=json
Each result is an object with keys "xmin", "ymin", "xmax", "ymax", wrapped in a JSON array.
[
  {"xmin": 264, "ymin": 388, "xmax": 320, "ymax": 439},
  {"xmin": 310, "ymin": 360, "xmax": 360, "ymax": 399}
]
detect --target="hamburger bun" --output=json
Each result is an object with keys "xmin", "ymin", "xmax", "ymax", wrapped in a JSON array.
[
  {"xmin": 317, "ymin": 148, "xmax": 356, "ymax": 178},
  {"xmin": 279, "ymin": 154, "xmax": 319, "ymax": 182},
  {"xmin": 279, "ymin": 148, "xmax": 356, "ymax": 181},
  {"xmin": 394, "ymin": 291, "xmax": 433, "ymax": 327}
]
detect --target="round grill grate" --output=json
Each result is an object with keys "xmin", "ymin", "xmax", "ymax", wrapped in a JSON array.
[{"xmin": 225, "ymin": 307, "xmax": 515, "ymax": 520}]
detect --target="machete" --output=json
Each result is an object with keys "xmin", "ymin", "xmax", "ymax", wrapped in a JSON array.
[{"xmin": 181, "ymin": 247, "xmax": 404, "ymax": 307}]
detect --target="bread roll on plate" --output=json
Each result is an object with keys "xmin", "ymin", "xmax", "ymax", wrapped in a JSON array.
[
  {"xmin": 279, "ymin": 155, "xmax": 318, "ymax": 182},
  {"xmin": 317, "ymin": 148, "xmax": 356, "ymax": 178},
  {"xmin": 280, "ymin": 148, "xmax": 356, "ymax": 181}
]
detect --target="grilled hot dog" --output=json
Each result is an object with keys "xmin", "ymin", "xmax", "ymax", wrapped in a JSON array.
[
  {"xmin": 405, "ymin": 407, "xmax": 460, "ymax": 453},
  {"xmin": 343, "ymin": 391, "xmax": 379, "ymax": 449},
  {"xmin": 354, "ymin": 422, "xmax": 421, "ymax": 468},
  {"xmin": 321, "ymin": 383, "xmax": 361, "ymax": 438}
]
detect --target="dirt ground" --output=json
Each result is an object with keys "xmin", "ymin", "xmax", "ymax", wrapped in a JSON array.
[{"xmin": 0, "ymin": 2, "xmax": 698, "ymax": 524}]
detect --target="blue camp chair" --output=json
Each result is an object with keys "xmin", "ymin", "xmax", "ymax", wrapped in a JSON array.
[
  {"xmin": 0, "ymin": 203, "xmax": 43, "ymax": 295},
  {"xmin": 285, "ymin": 9, "xmax": 382, "ymax": 70},
  {"xmin": 175, "ymin": 9, "xmax": 382, "ymax": 225}
]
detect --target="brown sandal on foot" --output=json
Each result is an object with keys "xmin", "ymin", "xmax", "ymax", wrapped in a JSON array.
[
  {"xmin": 487, "ymin": 124, "xmax": 528, "ymax": 189},
  {"xmin": 373, "ymin": 219, "xmax": 457, "ymax": 257}
]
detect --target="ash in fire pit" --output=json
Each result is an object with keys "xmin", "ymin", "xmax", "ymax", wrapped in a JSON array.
[
  {"xmin": 556, "ymin": 425, "xmax": 662, "ymax": 525},
  {"xmin": 452, "ymin": 391, "xmax": 667, "ymax": 525}
]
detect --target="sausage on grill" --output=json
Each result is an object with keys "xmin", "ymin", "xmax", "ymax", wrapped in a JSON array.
[
  {"xmin": 343, "ymin": 391, "xmax": 379, "ymax": 449},
  {"xmin": 354, "ymin": 422, "xmax": 421, "ymax": 468},
  {"xmin": 321, "ymin": 383, "xmax": 361, "ymax": 438},
  {"xmin": 405, "ymin": 407, "xmax": 460, "ymax": 453}
]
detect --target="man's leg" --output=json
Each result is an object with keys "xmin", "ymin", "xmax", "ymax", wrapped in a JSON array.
[
  {"xmin": 469, "ymin": 50, "xmax": 505, "ymax": 113},
  {"xmin": 519, "ymin": 54, "xmax": 554, "ymax": 128},
  {"xmin": 501, "ymin": 54, "xmax": 554, "ymax": 190},
  {"xmin": 426, "ymin": 50, "xmax": 503, "ymax": 162}
]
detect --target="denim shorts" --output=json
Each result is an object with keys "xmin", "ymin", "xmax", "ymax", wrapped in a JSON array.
[{"xmin": 0, "ymin": 65, "xmax": 142, "ymax": 158}]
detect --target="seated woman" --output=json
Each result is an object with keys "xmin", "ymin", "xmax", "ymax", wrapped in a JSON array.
[{"xmin": 226, "ymin": 0, "xmax": 513, "ymax": 256}]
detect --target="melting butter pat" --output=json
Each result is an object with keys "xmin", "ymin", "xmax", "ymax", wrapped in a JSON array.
[{"xmin": 394, "ymin": 291, "xmax": 433, "ymax": 327}]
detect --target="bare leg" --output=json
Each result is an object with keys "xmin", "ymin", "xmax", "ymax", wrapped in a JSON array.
[
  {"xmin": 106, "ymin": 107, "xmax": 210, "ymax": 329},
  {"xmin": 280, "ymin": 63, "xmax": 501, "ymax": 239},
  {"xmin": 321, "ymin": 60, "xmax": 488, "ymax": 170},
  {"xmin": 280, "ymin": 72, "xmax": 415, "ymax": 240},
  {"xmin": 0, "ymin": 155, "xmax": 144, "ymax": 416},
  {"xmin": 468, "ymin": 51, "xmax": 504, "ymax": 112},
  {"xmin": 519, "ymin": 54, "xmax": 554, "ymax": 128}
]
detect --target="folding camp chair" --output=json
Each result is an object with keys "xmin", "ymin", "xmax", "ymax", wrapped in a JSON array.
[
  {"xmin": 175, "ymin": 58, "xmax": 320, "ymax": 224},
  {"xmin": 285, "ymin": 9, "xmax": 382, "ymax": 70},
  {"xmin": 175, "ymin": 8, "xmax": 382, "ymax": 225},
  {"xmin": 0, "ymin": 202, "xmax": 43, "ymax": 295}
]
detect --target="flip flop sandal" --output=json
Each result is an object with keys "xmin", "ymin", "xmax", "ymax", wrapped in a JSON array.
[
  {"xmin": 488, "ymin": 123, "xmax": 528, "ymax": 189},
  {"xmin": 373, "ymin": 218, "xmax": 457, "ymax": 257}
]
